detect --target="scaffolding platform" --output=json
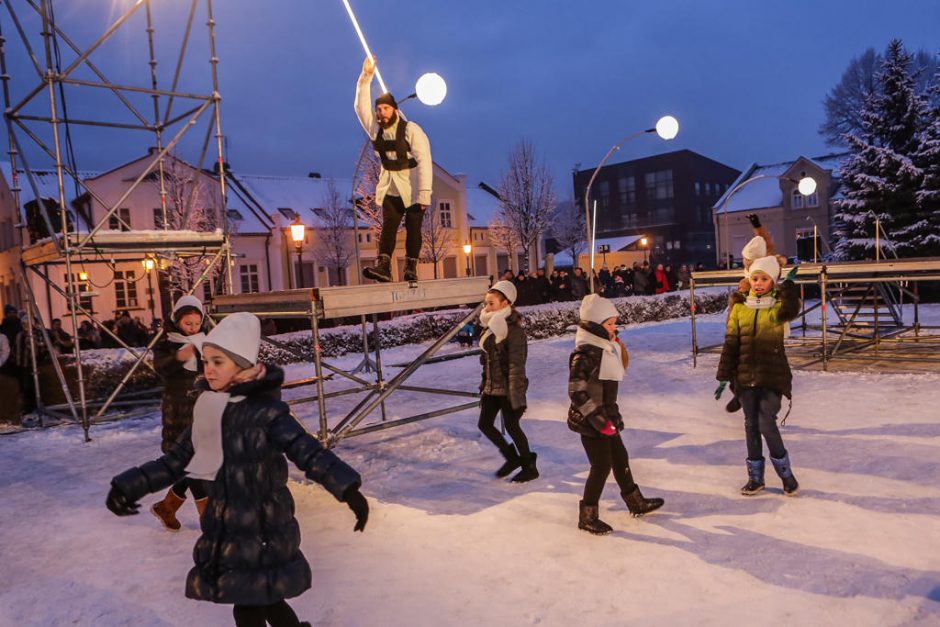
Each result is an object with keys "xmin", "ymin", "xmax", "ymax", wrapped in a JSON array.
[
  {"xmin": 689, "ymin": 257, "xmax": 940, "ymax": 372},
  {"xmin": 21, "ymin": 230, "xmax": 228, "ymax": 266},
  {"xmin": 208, "ymin": 276, "xmax": 491, "ymax": 446}
]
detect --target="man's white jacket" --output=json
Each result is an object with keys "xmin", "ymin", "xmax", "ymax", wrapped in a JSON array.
[{"xmin": 355, "ymin": 71, "xmax": 432, "ymax": 208}]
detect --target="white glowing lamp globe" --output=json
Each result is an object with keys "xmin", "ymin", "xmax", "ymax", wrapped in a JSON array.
[
  {"xmin": 655, "ymin": 115, "xmax": 679, "ymax": 140},
  {"xmin": 798, "ymin": 176, "xmax": 817, "ymax": 196},
  {"xmin": 415, "ymin": 73, "xmax": 447, "ymax": 106}
]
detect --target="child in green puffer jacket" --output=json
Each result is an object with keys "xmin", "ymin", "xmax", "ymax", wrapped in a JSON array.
[{"xmin": 716, "ymin": 255, "xmax": 802, "ymax": 497}]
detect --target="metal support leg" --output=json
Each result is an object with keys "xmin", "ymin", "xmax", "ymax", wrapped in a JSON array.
[
  {"xmin": 310, "ymin": 311, "xmax": 329, "ymax": 443},
  {"xmin": 372, "ymin": 313, "xmax": 387, "ymax": 422},
  {"xmin": 349, "ymin": 314, "xmax": 376, "ymax": 374},
  {"xmin": 820, "ymin": 266, "xmax": 828, "ymax": 372},
  {"xmin": 690, "ymin": 278, "xmax": 698, "ymax": 368},
  {"xmin": 800, "ymin": 283, "xmax": 806, "ymax": 337}
]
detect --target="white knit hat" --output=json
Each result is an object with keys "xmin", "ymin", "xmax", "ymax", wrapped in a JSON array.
[
  {"xmin": 171, "ymin": 294, "xmax": 204, "ymax": 320},
  {"xmin": 489, "ymin": 280, "xmax": 517, "ymax": 304},
  {"xmin": 741, "ymin": 236, "xmax": 767, "ymax": 261},
  {"xmin": 202, "ymin": 311, "xmax": 261, "ymax": 368},
  {"xmin": 579, "ymin": 294, "xmax": 619, "ymax": 325},
  {"xmin": 748, "ymin": 255, "xmax": 781, "ymax": 281}
]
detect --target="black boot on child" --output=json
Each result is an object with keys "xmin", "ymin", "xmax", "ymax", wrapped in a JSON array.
[
  {"xmin": 495, "ymin": 443, "xmax": 521, "ymax": 478},
  {"xmin": 621, "ymin": 486, "xmax": 664, "ymax": 517},
  {"xmin": 511, "ymin": 452, "xmax": 539, "ymax": 483},
  {"xmin": 578, "ymin": 500, "xmax": 613, "ymax": 535}
]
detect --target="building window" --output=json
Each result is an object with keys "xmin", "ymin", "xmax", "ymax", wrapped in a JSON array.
[
  {"xmin": 227, "ymin": 209, "xmax": 244, "ymax": 221},
  {"xmin": 791, "ymin": 189, "xmax": 804, "ymax": 209},
  {"xmin": 203, "ymin": 280, "xmax": 213, "ymax": 302},
  {"xmin": 694, "ymin": 182, "xmax": 701, "ymax": 196},
  {"xmin": 114, "ymin": 270, "xmax": 138, "ymax": 309},
  {"xmin": 618, "ymin": 176, "xmax": 636, "ymax": 205},
  {"xmin": 652, "ymin": 207, "xmax": 674, "ymax": 222},
  {"xmin": 153, "ymin": 208, "xmax": 165, "ymax": 229},
  {"xmin": 357, "ymin": 232, "xmax": 372, "ymax": 243},
  {"xmin": 65, "ymin": 273, "xmax": 94, "ymax": 311},
  {"xmin": 673, "ymin": 240, "xmax": 681, "ymax": 250},
  {"xmin": 704, "ymin": 182, "xmax": 712, "ymax": 196},
  {"xmin": 795, "ymin": 227, "xmax": 814, "ymax": 239},
  {"xmin": 805, "ymin": 191, "xmax": 818, "ymax": 207},
  {"xmin": 597, "ymin": 181, "xmax": 609, "ymax": 210},
  {"xmin": 438, "ymin": 201, "xmax": 453, "ymax": 228},
  {"xmin": 109, "ymin": 207, "xmax": 131, "ymax": 231},
  {"xmin": 240, "ymin": 264, "xmax": 260, "ymax": 293},
  {"xmin": 278, "ymin": 208, "xmax": 297, "ymax": 220},
  {"xmin": 645, "ymin": 170, "xmax": 674, "ymax": 200}
]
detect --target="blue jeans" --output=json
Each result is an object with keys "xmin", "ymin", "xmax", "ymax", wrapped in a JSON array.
[{"xmin": 738, "ymin": 387, "xmax": 786, "ymax": 460}]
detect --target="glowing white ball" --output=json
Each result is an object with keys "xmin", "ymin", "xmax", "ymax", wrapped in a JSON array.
[
  {"xmin": 798, "ymin": 176, "xmax": 817, "ymax": 196},
  {"xmin": 416, "ymin": 73, "xmax": 447, "ymax": 106},
  {"xmin": 655, "ymin": 115, "xmax": 679, "ymax": 140}
]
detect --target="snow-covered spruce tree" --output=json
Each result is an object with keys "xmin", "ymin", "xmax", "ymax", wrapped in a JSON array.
[
  {"xmin": 912, "ymin": 63, "xmax": 940, "ymax": 257},
  {"xmin": 495, "ymin": 140, "xmax": 556, "ymax": 273},
  {"xmin": 832, "ymin": 40, "xmax": 927, "ymax": 260}
]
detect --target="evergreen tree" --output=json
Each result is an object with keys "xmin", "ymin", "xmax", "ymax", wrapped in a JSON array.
[
  {"xmin": 832, "ymin": 40, "xmax": 927, "ymax": 260},
  {"xmin": 912, "ymin": 64, "xmax": 940, "ymax": 256}
]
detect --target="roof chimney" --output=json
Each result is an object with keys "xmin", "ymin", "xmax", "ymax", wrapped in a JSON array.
[{"xmin": 308, "ymin": 172, "xmax": 321, "ymax": 179}]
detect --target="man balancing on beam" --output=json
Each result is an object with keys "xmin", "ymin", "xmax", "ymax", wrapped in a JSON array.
[{"xmin": 355, "ymin": 55, "xmax": 433, "ymax": 283}]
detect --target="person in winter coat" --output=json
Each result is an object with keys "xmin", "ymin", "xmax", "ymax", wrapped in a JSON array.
[
  {"xmin": 716, "ymin": 256, "xmax": 801, "ymax": 497},
  {"xmin": 633, "ymin": 262, "xmax": 649, "ymax": 296},
  {"xmin": 476, "ymin": 280, "xmax": 538, "ymax": 483},
  {"xmin": 149, "ymin": 295, "xmax": 211, "ymax": 531},
  {"xmin": 106, "ymin": 312, "xmax": 369, "ymax": 627},
  {"xmin": 571, "ymin": 267, "xmax": 589, "ymax": 300},
  {"xmin": 654, "ymin": 264, "xmax": 669, "ymax": 294},
  {"xmin": 677, "ymin": 264, "xmax": 691, "ymax": 291},
  {"xmin": 356, "ymin": 55, "xmax": 432, "ymax": 284},
  {"xmin": 568, "ymin": 295, "xmax": 664, "ymax": 534}
]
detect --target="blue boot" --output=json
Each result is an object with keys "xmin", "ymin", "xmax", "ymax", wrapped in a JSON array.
[
  {"xmin": 741, "ymin": 458, "xmax": 765, "ymax": 496},
  {"xmin": 770, "ymin": 452, "xmax": 799, "ymax": 496}
]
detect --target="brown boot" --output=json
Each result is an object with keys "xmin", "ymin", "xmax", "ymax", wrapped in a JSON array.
[
  {"xmin": 194, "ymin": 497, "xmax": 208, "ymax": 519},
  {"xmin": 151, "ymin": 489, "xmax": 186, "ymax": 531}
]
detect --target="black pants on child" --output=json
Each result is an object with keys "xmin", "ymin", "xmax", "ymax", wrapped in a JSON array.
[
  {"xmin": 580, "ymin": 434, "xmax": 637, "ymax": 506},
  {"xmin": 233, "ymin": 600, "xmax": 301, "ymax": 627},
  {"xmin": 478, "ymin": 394, "xmax": 530, "ymax": 459},
  {"xmin": 379, "ymin": 194, "xmax": 424, "ymax": 258},
  {"xmin": 739, "ymin": 386, "xmax": 786, "ymax": 460},
  {"xmin": 169, "ymin": 477, "xmax": 206, "ymax": 501}
]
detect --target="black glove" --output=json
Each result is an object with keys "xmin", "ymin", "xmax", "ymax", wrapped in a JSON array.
[
  {"xmin": 344, "ymin": 487, "xmax": 369, "ymax": 532},
  {"xmin": 106, "ymin": 484, "xmax": 140, "ymax": 517},
  {"xmin": 746, "ymin": 213, "xmax": 761, "ymax": 228}
]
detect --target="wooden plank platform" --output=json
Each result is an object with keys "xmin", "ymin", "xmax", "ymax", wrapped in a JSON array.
[
  {"xmin": 210, "ymin": 277, "xmax": 492, "ymax": 320},
  {"xmin": 22, "ymin": 230, "xmax": 227, "ymax": 266},
  {"xmin": 691, "ymin": 257, "xmax": 940, "ymax": 287}
]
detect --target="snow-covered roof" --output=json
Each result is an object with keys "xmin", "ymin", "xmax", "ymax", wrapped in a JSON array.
[
  {"xmin": 714, "ymin": 153, "xmax": 847, "ymax": 214},
  {"xmin": 550, "ymin": 235, "xmax": 643, "ymax": 268},
  {"xmin": 467, "ymin": 185, "xmax": 501, "ymax": 227},
  {"xmin": 0, "ymin": 161, "xmax": 100, "ymax": 209}
]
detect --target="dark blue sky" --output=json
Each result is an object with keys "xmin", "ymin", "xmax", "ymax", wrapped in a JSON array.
[{"xmin": 2, "ymin": 0, "xmax": 938, "ymax": 198}]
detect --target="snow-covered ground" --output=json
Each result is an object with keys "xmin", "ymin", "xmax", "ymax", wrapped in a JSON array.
[{"xmin": 2, "ymin": 308, "xmax": 940, "ymax": 626}]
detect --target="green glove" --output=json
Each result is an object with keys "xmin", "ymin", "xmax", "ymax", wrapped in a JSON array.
[
  {"xmin": 714, "ymin": 381, "xmax": 728, "ymax": 400},
  {"xmin": 784, "ymin": 267, "xmax": 798, "ymax": 282}
]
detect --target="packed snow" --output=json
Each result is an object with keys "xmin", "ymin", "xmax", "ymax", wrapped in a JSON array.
[{"xmin": 2, "ymin": 308, "xmax": 940, "ymax": 626}]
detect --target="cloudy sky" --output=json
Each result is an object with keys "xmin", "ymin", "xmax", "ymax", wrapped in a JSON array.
[{"xmin": 1, "ymin": 0, "xmax": 937, "ymax": 198}]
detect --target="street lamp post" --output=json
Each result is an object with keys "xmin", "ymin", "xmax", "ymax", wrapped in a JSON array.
[
  {"xmin": 583, "ymin": 115, "xmax": 679, "ymax": 292},
  {"xmin": 716, "ymin": 175, "xmax": 817, "ymax": 268},
  {"xmin": 463, "ymin": 242, "xmax": 472, "ymax": 276},
  {"xmin": 290, "ymin": 217, "xmax": 306, "ymax": 288},
  {"xmin": 142, "ymin": 257, "xmax": 156, "ymax": 323}
]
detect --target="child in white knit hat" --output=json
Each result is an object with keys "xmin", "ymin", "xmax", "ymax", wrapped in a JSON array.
[
  {"xmin": 107, "ymin": 312, "xmax": 369, "ymax": 627},
  {"xmin": 567, "ymin": 295, "xmax": 664, "ymax": 535},
  {"xmin": 476, "ymin": 280, "xmax": 538, "ymax": 482},
  {"xmin": 149, "ymin": 294, "xmax": 210, "ymax": 531},
  {"xmin": 716, "ymin": 256, "xmax": 802, "ymax": 497}
]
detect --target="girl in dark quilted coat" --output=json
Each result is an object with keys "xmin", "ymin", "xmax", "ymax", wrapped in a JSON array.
[
  {"xmin": 150, "ymin": 295, "xmax": 209, "ymax": 531},
  {"xmin": 106, "ymin": 313, "xmax": 369, "ymax": 627},
  {"xmin": 477, "ymin": 279, "xmax": 537, "ymax": 483},
  {"xmin": 568, "ymin": 295, "xmax": 664, "ymax": 535}
]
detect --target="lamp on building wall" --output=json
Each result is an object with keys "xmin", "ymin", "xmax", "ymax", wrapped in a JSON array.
[
  {"xmin": 716, "ymin": 174, "xmax": 817, "ymax": 269},
  {"xmin": 463, "ymin": 242, "xmax": 472, "ymax": 276},
  {"xmin": 640, "ymin": 237, "xmax": 649, "ymax": 264},
  {"xmin": 290, "ymin": 216, "xmax": 306, "ymax": 288},
  {"xmin": 583, "ymin": 115, "xmax": 679, "ymax": 291}
]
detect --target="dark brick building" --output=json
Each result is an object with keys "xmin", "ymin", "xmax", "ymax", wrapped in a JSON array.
[{"xmin": 572, "ymin": 149, "xmax": 740, "ymax": 265}]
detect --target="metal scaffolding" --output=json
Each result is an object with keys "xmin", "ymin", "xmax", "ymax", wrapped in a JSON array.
[
  {"xmin": 209, "ymin": 277, "xmax": 491, "ymax": 447},
  {"xmin": 1, "ymin": 0, "xmax": 231, "ymax": 439},
  {"xmin": 689, "ymin": 258, "xmax": 940, "ymax": 372}
]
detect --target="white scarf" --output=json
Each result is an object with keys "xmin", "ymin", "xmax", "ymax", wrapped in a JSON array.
[
  {"xmin": 575, "ymin": 327, "xmax": 625, "ymax": 382},
  {"xmin": 167, "ymin": 331, "xmax": 206, "ymax": 372},
  {"xmin": 184, "ymin": 390, "xmax": 245, "ymax": 481},
  {"xmin": 479, "ymin": 306, "xmax": 512, "ymax": 347}
]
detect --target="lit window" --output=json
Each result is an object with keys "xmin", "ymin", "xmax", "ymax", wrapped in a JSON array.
[{"xmin": 114, "ymin": 270, "xmax": 138, "ymax": 308}]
